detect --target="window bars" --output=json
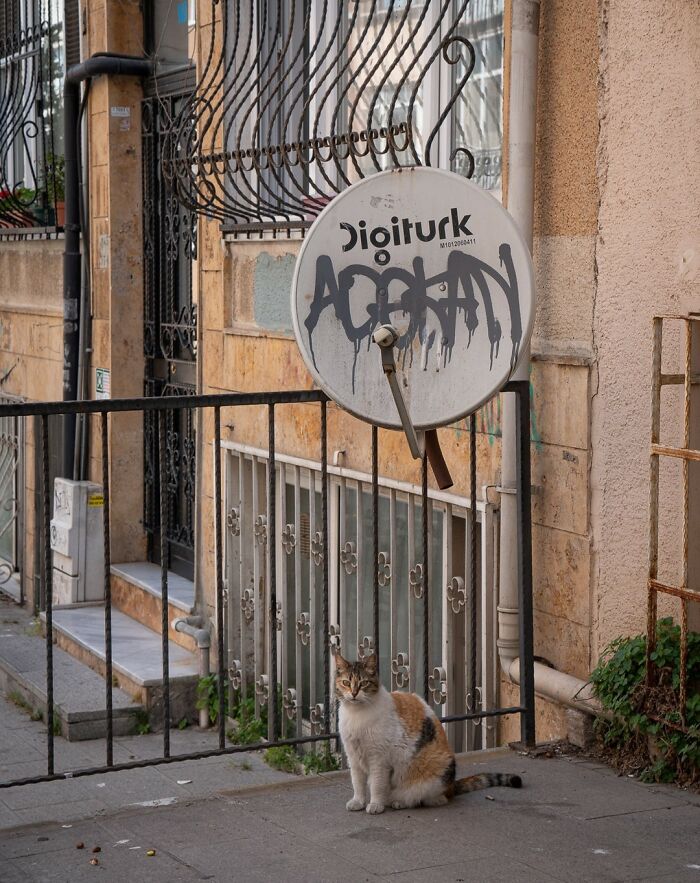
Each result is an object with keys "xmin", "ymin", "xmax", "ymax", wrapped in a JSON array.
[
  {"xmin": 163, "ymin": 0, "xmax": 504, "ymax": 233},
  {"xmin": 0, "ymin": 382, "xmax": 533, "ymax": 788},
  {"xmin": 0, "ymin": 0, "xmax": 76, "ymax": 237},
  {"xmin": 223, "ymin": 438, "xmax": 500, "ymax": 751}
]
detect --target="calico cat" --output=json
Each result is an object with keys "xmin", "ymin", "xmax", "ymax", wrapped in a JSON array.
[{"xmin": 336, "ymin": 652, "xmax": 521, "ymax": 814}]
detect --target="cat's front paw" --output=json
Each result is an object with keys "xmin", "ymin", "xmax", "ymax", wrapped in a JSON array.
[
  {"xmin": 346, "ymin": 797, "xmax": 366, "ymax": 812},
  {"xmin": 366, "ymin": 802, "xmax": 385, "ymax": 814},
  {"xmin": 391, "ymin": 800, "xmax": 409, "ymax": 810}
]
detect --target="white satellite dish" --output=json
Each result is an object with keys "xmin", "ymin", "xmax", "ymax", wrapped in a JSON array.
[{"xmin": 291, "ymin": 167, "xmax": 535, "ymax": 479}]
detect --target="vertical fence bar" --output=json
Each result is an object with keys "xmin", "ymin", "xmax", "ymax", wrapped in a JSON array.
[
  {"xmin": 41, "ymin": 415, "xmax": 54, "ymax": 774},
  {"xmin": 214, "ymin": 408, "xmax": 226, "ymax": 748},
  {"xmin": 389, "ymin": 489, "xmax": 397, "ymax": 688},
  {"xmin": 339, "ymin": 478, "xmax": 347, "ymax": 658},
  {"xmin": 680, "ymin": 319, "xmax": 692, "ymax": 721},
  {"xmin": 158, "ymin": 410, "xmax": 171, "ymax": 756},
  {"xmin": 252, "ymin": 458, "xmax": 262, "ymax": 718},
  {"xmin": 407, "ymin": 495, "xmax": 416, "ymax": 694},
  {"xmin": 422, "ymin": 452, "xmax": 429, "ymax": 703},
  {"xmin": 101, "ymin": 412, "xmax": 113, "ymax": 766},
  {"xmin": 646, "ymin": 318, "xmax": 662, "ymax": 684},
  {"xmin": 293, "ymin": 465, "xmax": 302, "ymax": 738},
  {"xmin": 308, "ymin": 466, "xmax": 318, "ymax": 719},
  {"xmin": 469, "ymin": 413, "xmax": 478, "ymax": 724},
  {"xmin": 515, "ymin": 383, "xmax": 535, "ymax": 747},
  {"xmin": 372, "ymin": 426, "xmax": 379, "ymax": 672},
  {"xmin": 356, "ymin": 480, "xmax": 364, "ymax": 657},
  {"xmin": 268, "ymin": 404, "xmax": 278, "ymax": 741},
  {"xmin": 238, "ymin": 452, "xmax": 247, "ymax": 703},
  {"xmin": 321, "ymin": 401, "xmax": 330, "ymax": 733}
]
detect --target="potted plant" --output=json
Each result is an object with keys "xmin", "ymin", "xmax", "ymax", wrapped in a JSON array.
[
  {"xmin": 45, "ymin": 153, "xmax": 65, "ymax": 226},
  {"xmin": 0, "ymin": 186, "xmax": 37, "ymax": 227}
]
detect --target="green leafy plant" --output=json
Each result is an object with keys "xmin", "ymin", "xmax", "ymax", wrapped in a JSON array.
[
  {"xmin": 264, "ymin": 745, "xmax": 300, "ymax": 774},
  {"xmin": 590, "ymin": 618, "xmax": 700, "ymax": 786},
  {"xmin": 226, "ymin": 691, "xmax": 266, "ymax": 745},
  {"xmin": 196, "ymin": 673, "xmax": 229, "ymax": 725},
  {"xmin": 301, "ymin": 746, "xmax": 340, "ymax": 775},
  {"xmin": 132, "ymin": 708, "xmax": 151, "ymax": 736},
  {"xmin": 178, "ymin": 717, "xmax": 189, "ymax": 730}
]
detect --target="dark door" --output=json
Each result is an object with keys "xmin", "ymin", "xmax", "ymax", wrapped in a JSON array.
[{"xmin": 142, "ymin": 77, "xmax": 197, "ymax": 580}]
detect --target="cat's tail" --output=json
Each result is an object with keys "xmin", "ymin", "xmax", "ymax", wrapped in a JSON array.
[{"xmin": 453, "ymin": 772, "xmax": 522, "ymax": 795}]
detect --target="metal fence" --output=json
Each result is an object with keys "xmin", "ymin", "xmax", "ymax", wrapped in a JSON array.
[
  {"xmin": 0, "ymin": 383, "xmax": 534, "ymax": 788},
  {"xmin": 0, "ymin": 395, "xmax": 23, "ymax": 601}
]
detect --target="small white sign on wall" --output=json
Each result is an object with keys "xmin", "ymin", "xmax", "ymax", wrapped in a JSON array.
[{"xmin": 95, "ymin": 367, "xmax": 110, "ymax": 400}]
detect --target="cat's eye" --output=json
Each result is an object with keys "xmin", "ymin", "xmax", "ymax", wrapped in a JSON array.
[
  {"xmin": 341, "ymin": 679, "xmax": 351, "ymax": 687},
  {"xmin": 360, "ymin": 680, "xmax": 369, "ymax": 687}
]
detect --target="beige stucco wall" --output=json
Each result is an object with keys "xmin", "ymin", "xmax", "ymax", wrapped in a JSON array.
[{"xmin": 590, "ymin": 0, "xmax": 700, "ymax": 657}]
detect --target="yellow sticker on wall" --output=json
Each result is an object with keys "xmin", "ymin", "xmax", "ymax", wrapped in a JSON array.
[{"xmin": 88, "ymin": 495, "xmax": 104, "ymax": 507}]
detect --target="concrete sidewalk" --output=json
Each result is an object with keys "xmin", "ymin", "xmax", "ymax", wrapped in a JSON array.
[{"xmin": 1, "ymin": 742, "xmax": 699, "ymax": 882}]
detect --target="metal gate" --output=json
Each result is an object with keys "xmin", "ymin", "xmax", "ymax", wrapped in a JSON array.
[
  {"xmin": 142, "ymin": 79, "xmax": 198, "ymax": 579},
  {"xmin": 0, "ymin": 395, "xmax": 22, "ymax": 602},
  {"xmin": 0, "ymin": 384, "xmax": 534, "ymax": 788}
]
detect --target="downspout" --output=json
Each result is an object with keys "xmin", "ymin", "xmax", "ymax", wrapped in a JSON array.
[
  {"xmin": 62, "ymin": 54, "xmax": 153, "ymax": 479},
  {"xmin": 498, "ymin": 1, "xmax": 600, "ymax": 718}
]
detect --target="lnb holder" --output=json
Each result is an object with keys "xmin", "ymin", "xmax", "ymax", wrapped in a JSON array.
[{"xmin": 372, "ymin": 324, "xmax": 453, "ymax": 490}]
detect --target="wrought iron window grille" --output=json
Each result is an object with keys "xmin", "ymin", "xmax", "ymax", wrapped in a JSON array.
[
  {"xmin": 0, "ymin": 1, "xmax": 77, "ymax": 238},
  {"xmin": 163, "ymin": 0, "xmax": 504, "ymax": 236}
]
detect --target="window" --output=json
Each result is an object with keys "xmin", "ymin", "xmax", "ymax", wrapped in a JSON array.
[
  {"xmin": 170, "ymin": 1, "xmax": 504, "ymax": 232},
  {"xmin": 0, "ymin": 1, "xmax": 77, "ymax": 233}
]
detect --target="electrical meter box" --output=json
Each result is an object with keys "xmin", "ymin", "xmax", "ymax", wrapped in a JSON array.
[{"xmin": 50, "ymin": 479, "xmax": 105, "ymax": 606}]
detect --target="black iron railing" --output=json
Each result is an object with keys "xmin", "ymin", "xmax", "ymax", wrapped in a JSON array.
[
  {"xmin": 0, "ymin": 383, "xmax": 533, "ymax": 788},
  {"xmin": 163, "ymin": 0, "xmax": 504, "ymax": 233}
]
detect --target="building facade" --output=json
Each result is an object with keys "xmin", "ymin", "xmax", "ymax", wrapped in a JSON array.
[{"xmin": 0, "ymin": 0, "xmax": 698, "ymax": 743}]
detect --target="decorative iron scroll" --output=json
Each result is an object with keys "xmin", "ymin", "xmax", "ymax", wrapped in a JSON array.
[
  {"xmin": 0, "ymin": 1, "xmax": 68, "ymax": 235},
  {"xmin": 163, "ymin": 0, "xmax": 504, "ymax": 231}
]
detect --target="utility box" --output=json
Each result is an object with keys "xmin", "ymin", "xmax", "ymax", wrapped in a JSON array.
[{"xmin": 50, "ymin": 479, "xmax": 105, "ymax": 606}]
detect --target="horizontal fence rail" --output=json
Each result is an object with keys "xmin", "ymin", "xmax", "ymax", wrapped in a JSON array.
[{"xmin": 0, "ymin": 382, "xmax": 533, "ymax": 788}]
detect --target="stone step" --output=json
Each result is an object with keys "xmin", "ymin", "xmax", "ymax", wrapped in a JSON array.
[
  {"xmin": 110, "ymin": 562, "xmax": 197, "ymax": 653},
  {"xmin": 43, "ymin": 605, "xmax": 200, "ymax": 731},
  {"xmin": 0, "ymin": 629, "xmax": 142, "ymax": 741}
]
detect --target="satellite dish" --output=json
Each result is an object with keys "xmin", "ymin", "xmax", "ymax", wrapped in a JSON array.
[{"xmin": 291, "ymin": 167, "xmax": 535, "ymax": 468}]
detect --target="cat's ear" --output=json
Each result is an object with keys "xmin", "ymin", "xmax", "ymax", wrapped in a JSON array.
[
  {"xmin": 363, "ymin": 653, "xmax": 378, "ymax": 674},
  {"xmin": 335, "ymin": 652, "xmax": 349, "ymax": 672}
]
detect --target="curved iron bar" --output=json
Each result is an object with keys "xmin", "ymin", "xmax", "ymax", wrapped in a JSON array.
[{"xmin": 162, "ymin": 0, "xmax": 498, "ymax": 232}]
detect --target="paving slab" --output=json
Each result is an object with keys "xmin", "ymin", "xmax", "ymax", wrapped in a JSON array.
[{"xmin": 0, "ymin": 632, "xmax": 141, "ymax": 740}]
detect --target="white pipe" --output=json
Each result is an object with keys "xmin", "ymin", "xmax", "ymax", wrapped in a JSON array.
[
  {"xmin": 497, "ymin": 0, "xmax": 541, "ymax": 677},
  {"xmin": 509, "ymin": 659, "xmax": 609, "ymax": 719},
  {"xmin": 172, "ymin": 615, "xmax": 211, "ymax": 729}
]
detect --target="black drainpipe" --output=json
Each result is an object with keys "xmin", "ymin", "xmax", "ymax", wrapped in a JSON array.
[{"xmin": 62, "ymin": 53, "xmax": 153, "ymax": 479}]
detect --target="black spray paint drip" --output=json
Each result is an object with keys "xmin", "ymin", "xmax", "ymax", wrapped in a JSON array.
[{"xmin": 304, "ymin": 246, "xmax": 522, "ymax": 394}]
